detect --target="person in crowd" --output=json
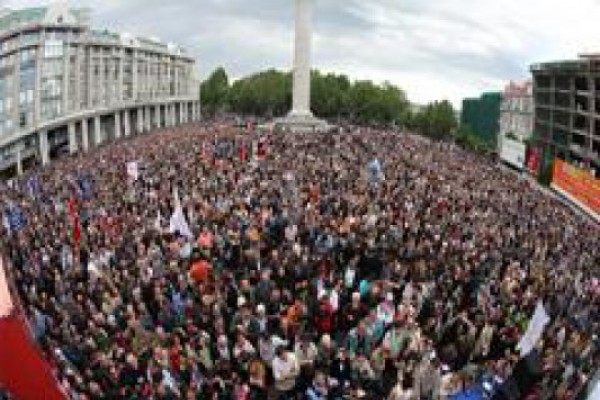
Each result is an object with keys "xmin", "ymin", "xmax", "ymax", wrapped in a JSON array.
[
  {"xmin": 272, "ymin": 346, "xmax": 300, "ymax": 399},
  {"xmin": 0, "ymin": 122, "xmax": 597, "ymax": 399}
]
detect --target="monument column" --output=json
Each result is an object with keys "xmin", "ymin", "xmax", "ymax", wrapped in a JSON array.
[
  {"xmin": 279, "ymin": 0, "xmax": 325, "ymax": 131},
  {"xmin": 290, "ymin": 0, "xmax": 313, "ymax": 117}
]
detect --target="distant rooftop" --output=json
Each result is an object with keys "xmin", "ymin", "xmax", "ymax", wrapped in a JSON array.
[
  {"xmin": 0, "ymin": 4, "xmax": 188, "ymax": 57},
  {"xmin": 0, "ymin": 7, "xmax": 48, "ymax": 31},
  {"xmin": 530, "ymin": 54, "xmax": 600, "ymax": 72}
]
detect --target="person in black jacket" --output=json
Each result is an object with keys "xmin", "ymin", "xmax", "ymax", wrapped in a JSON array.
[{"xmin": 329, "ymin": 348, "xmax": 352, "ymax": 398}]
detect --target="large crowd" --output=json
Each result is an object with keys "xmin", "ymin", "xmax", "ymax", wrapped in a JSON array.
[{"xmin": 0, "ymin": 122, "xmax": 598, "ymax": 400}]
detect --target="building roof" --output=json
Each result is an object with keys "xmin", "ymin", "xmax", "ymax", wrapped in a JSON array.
[
  {"xmin": 503, "ymin": 80, "xmax": 532, "ymax": 97},
  {"xmin": 0, "ymin": 7, "xmax": 47, "ymax": 32},
  {"xmin": 1, "ymin": 4, "xmax": 192, "ymax": 60}
]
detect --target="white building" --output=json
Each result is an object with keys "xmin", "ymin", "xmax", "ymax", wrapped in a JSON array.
[
  {"xmin": 0, "ymin": 3, "xmax": 201, "ymax": 174},
  {"xmin": 498, "ymin": 80, "xmax": 533, "ymax": 169}
]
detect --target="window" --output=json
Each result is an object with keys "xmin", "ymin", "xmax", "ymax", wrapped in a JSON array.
[{"xmin": 44, "ymin": 40, "xmax": 64, "ymax": 58}]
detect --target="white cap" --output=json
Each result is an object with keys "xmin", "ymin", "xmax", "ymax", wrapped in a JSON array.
[{"xmin": 237, "ymin": 296, "xmax": 247, "ymax": 307}]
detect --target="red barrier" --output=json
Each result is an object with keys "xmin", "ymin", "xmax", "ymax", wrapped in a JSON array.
[
  {"xmin": 0, "ymin": 317, "xmax": 67, "ymax": 400},
  {"xmin": 0, "ymin": 259, "xmax": 67, "ymax": 400}
]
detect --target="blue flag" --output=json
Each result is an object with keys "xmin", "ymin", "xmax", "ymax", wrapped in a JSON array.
[
  {"xmin": 26, "ymin": 175, "xmax": 42, "ymax": 200},
  {"xmin": 367, "ymin": 159, "xmax": 384, "ymax": 183},
  {"xmin": 77, "ymin": 175, "xmax": 93, "ymax": 200},
  {"xmin": 6, "ymin": 203, "xmax": 27, "ymax": 232}
]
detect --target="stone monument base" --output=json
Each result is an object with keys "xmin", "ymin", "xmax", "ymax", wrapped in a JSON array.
[{"xmin": 275, "ymin": 111, "xmax": 330, "ymax": 133}]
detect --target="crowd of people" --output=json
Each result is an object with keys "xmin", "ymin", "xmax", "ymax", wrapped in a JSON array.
[{"xmin": 0, "ymin": 122, "xmax": 598, "ymax": 400}]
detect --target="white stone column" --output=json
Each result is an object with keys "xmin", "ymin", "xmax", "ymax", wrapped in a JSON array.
[
  {"xmin": 114, "ymin": 111, "xmax": 122, "ymax": 139},
  {"xmin": 94, "ymin": 116, "xmax": 102, "ymax": 145},
  {"xmin": 16, "ymin": 148, "xmax": 23, "ymax": 176},
  {"xmin": 68, "ymin": 122, "xmax": 77, "ymax": 154},
  {"xmin": 81, "ymin": 119, "xmax": 89, "ymax": 152},
  {"xmin": 179, "ymin": 103, "xmax": 184, "ymax": 125},
  {"xmin": 290, "ymin": 0, "xmax": 314, "ymax": 117},
  {"xmin": 145, "ymin": 107, "xmax": 152, "ymax": 131},
  {"xmin": 137, "ymin": 108, "xmax": 144, "ymax": 133},
  {"xmin": 124, "ymin": 110, "xmax": 131, "ymax": 136},
  {"xmin": 39, "ymin": 130, "xmax": 50, "ymax": 165},
  {"xmin": 155, "ymin": 105, "xmax": 161, "ymax": 128}
]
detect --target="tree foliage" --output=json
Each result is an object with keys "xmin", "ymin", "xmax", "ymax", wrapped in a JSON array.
[
  {"xmin": 455, "ymin": 126, "xmax": 494, "ymax": 153},
  {"xmin": 412, "ymin": 100, "xmax": 458, "ymax": 141},
  {"xmin": 200, "ymin": 67, "xmax": 462, "ymax": 143},
  {"xmin": 200, "ymin": 67, "xmax": 409, "ymax": 125},
  {"xmin": 200, "ymin": 67, "xmax": 230, "ymax": 116}
]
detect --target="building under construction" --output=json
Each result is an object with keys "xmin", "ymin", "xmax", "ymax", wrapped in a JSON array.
[{"xmin": 531, "ymin": 55, "xmax": 600, "ymax": 180}]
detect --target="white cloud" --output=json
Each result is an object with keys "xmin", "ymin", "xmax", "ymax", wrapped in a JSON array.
[{"xmin": 3, "ymin": 0, "xmax": 600, "ymax": 107}]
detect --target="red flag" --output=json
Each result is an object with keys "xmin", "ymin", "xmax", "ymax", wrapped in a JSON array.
[
  {"xmin": 240, "ymin": 140, "xmax": 247, "ymax": 162},
  {"xmin": 73, "ymin": 215, "xmax": 81, "ymax": 244},
  {"xmin": 67, "ymin": 199, "xmax": 81, "ymax": 244},
  {"xmin": 201, "ymin": 141, "xmax": 208, "ymax": 160},
  {"xmin": 257, "ymin": 138, "xmax": 266, "ymax": 160}
]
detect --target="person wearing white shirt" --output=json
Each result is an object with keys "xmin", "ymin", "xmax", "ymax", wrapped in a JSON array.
[{"xmin": 272, "ymin": 347, "xmax": 300, "ymax": 399}]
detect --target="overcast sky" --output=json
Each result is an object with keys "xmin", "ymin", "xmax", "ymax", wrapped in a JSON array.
[{"xmin": 5, "ymin": 0, "xmax": 600, "ymax": 106}]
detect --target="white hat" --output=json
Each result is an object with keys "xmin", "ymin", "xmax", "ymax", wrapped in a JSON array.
[
  {"xmin": 237, "ymin": 296, "xmax": 247, "ymax": 307},
  {"xmin": 271, "ymin": 335, "xmax": 288, "ymax": 348},
  {"xmin": 256, "ymin": 304, "xmax": 266, "ymax": 314}
]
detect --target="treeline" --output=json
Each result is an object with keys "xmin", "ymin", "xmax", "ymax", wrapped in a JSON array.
[{"xmin": 201, "ymin": 67, "xmax": 459, "ymax": 140}]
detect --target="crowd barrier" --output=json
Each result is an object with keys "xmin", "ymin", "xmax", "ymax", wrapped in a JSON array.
[{"xmin": 0, "ymin": 256, "xmax": 67, "ymax": 400}]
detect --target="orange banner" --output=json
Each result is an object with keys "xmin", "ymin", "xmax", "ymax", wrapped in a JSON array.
[{"xmin": 552, "ymin": 159, "xmax": 600, "ymax": 216}]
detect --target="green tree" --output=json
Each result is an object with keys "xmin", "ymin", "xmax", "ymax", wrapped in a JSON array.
[
  {"xmin": 414, "ymin": 100, "xmax": 457, "ymax": 140},
  {"xmin": 206, "ymin": 67, "xmax": 409, "ymax": 125},
  {"xmin": 201, "ymin": 67, "xmax": 230, "ymax": 116},
  {"xmin": 227, "ymin": 69, "xmax": 291, "ymax": 117}
]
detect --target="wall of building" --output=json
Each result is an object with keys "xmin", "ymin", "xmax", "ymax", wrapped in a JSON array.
[
  {"xmin": 0, "ymin": 5, "xmax": 201, "ymax": 175},
  {"xmin": 498, "ymin": 81, "xmax": 533, "ymax": 169},
  {"xmin": 460, "ymin": 92, "xmax": 503, "ymax": 145},
  {"xmin": 531, "ymin": 57, "xmax": 600, "ymax": 181}
]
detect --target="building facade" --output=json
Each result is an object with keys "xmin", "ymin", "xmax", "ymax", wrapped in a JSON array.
[
  {"xmin": 531, "ymin": 55, "xmax": 600, "ymax": 179},
  {"xmin": 460, "ymin": 92, "xmax": 502, "ymax": 146},
  {"xmin": 0, "ymin": 4, "xmax": 201, "ymax": 174},
  {"xmin": 498, "ymin": 81, "xmax": 533, "ymax": 169}
]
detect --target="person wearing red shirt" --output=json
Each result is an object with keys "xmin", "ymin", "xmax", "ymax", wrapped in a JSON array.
[{"xmin": 315, "ymin": 294, "xmax": 335, "ymax": 335}]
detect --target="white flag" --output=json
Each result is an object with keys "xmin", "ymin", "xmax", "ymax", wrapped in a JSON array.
[
  {"xmin": 367, "ymin": 159, "xmax": 385, "ymax": 183},
  {"xmin": 169, "ymin": 188, "xmax": 193, "ymax": 239},
  {"xmin": 154, "ymin": 210, "xmax": 162, "ymax": 232},
  {"xmin": 517, "ymin": 301, "xmax": 550, "ymax": 357},
  {"xmin": 127, "ymin": 161, "xmax": 139, "ymax": 181},
  {"xmin": 2, "ymin": 212, "xmax": 10, "ymax": 234}
]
